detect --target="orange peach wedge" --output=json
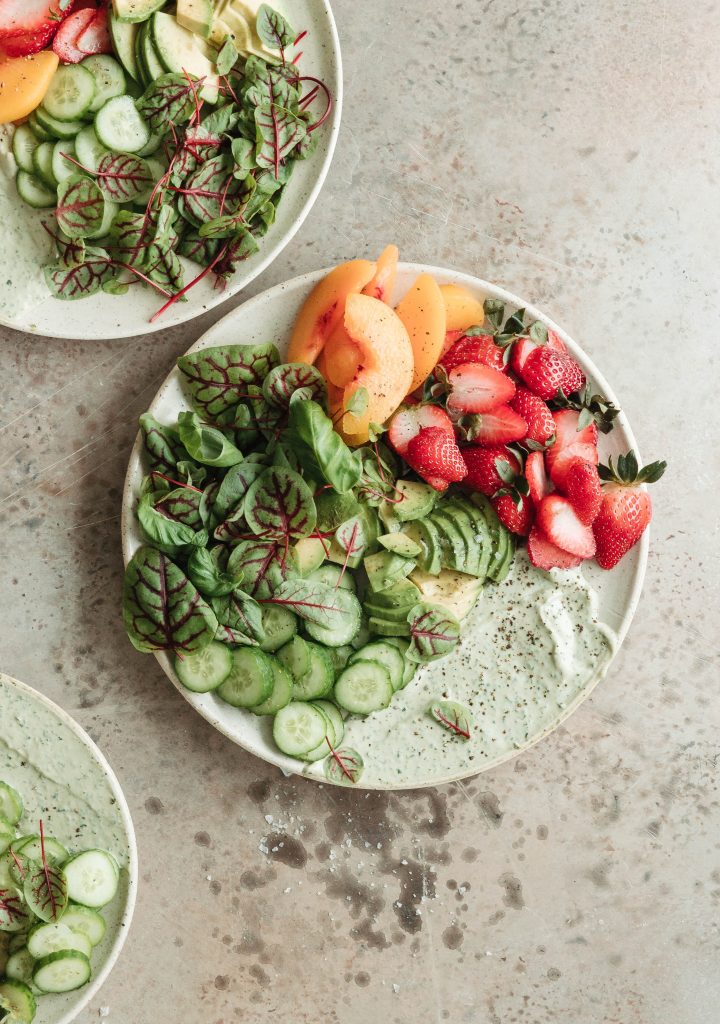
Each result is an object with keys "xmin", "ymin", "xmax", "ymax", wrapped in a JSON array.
[
  {"xmin": 0, "ymin": 52, "xmax": 59, "ymax": 124},
  {"xmin": 439, "ymin": 283, "xmax": 486, "ymax": 333},
  {"xmin": 395, "ymin": 273, "xmax": 446, "ymax": 394},
  {"xmin": 287, "ymin": 259, "xmax": 376, "ymax": 365},
  {"xmin": 362, "ymin": 244, "xmax": 399, "ymax": 303}
]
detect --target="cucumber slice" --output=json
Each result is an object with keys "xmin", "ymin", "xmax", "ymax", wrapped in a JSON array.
[
  {"xmin": 74, "ymin": 126, "xmax": 110, "ymax": 173},
  {"xmin": 350, "ymin": 619, "xmax": 371, "ymax": 650},
  {"xmin": 0, "ymin": 783, "xmax": 22, "ymax": 825},
  {"xmin": 273, "ymin": 701, "xmax": 327, "ymax": 757},
  {"xmin": 251, "ymin": 661, "xmax": 294, "ymax": 717},
  {"xmin": 175, "ymin": 640, "xmax": 232, "ymax": 692},
  {"xmin": 82, "ymin": 55, "xmax": 127, "ymax": 113},
  {"xmin": 292, "ymin": 644, "xmax": 335, "ymax": 700},
  {"xmin": 27, "ymin": 111, "xmax": 53, "ymax": 141},
  {"xmin": 63, "ymin": 850, "xmax": 119, "ymax": 909},
  {"xmin": 328, "ymin": 644, "xmax": 353, "ymax": 673},
  {"xmin": 334, "ymin": 660, "xmax": 394, "ymax": 715},
  {"xmin": 0, "ymin": 816, "xmax": 14, "ymax": 855},
  {"xmin": 276, "ymin": 636, "xmax": 310, "ymax": 681},
  {"xmin": 43, "ymin": 65, "xmax": 97, "ymax": 121},
  {"xmin": 304, "ymin": 589, "xmax": 363, "ymax": 647},
  {"xmin": 108, "ymin": 11, "xmax": 140, "ymax": 81},
  {"xmin": 27, "ymin": 922, "xmax": 92, "ymax": 960},
  {"xmin": 384, "ymin": 638, "xmax": 417, "ymax": 688},
  {"xmin": 0, "ymin": 980, "xmax": 36, "ymax": 1023},
  {"xmin": 11, "ymin": 125, "xmax": 40, "ymax": 173},
  {"xmin": 31, "ymin": 142, "xmax": 56, "ymax": 187},
  {"xmin": 34, "ymin": 106, "xmax": 86, "ymax": 140},
  {"xmin": 61, "ymin": 904, "xmax": 106, "ymax": 947},
  {"xmin": 216, "ymin": 647, "xmax": 274, "ymax": 708},
  {"xmin": 52, "ymin": 140, "xmax": 77, "ymax": 183},
  {"xmin": 367, "ymin": 616, "xmax": 411, "ymax": 638},
  {"xmin": 136, "ymin": 127, "xmax": 163, "ymax": 156},
  {"xmin": 349, "ymin": 641, "xmax": 405, "ymax": 692},
  {"xmin": 33, "ymin": 950, "xmax": 91, "ymax": 994},
  {"xmin": 95, "ymin": 95, "xmax": 150, "ymax": 153},
  {"xmin": 309, "ymin": 700, "xmax": 345, "ymax": 746},
  {"xmin": 308, "ymin": 564, "xmax": 356, "ymax": 593},
  {"xmin": 5, "ymin": 948, "xmax": 34, "ymax": 987},
  {"xmin": 7, "ymin": 932, "xmax": 29, "ymax": 954},
  {"xmin": 14, "ymin": 834, "xmax": 68, "ymax": 865},
  {"xmin": 150, "ymin": 12, "xmax": 219, "ymax": 102},
  {"xmin": 258, "ymin": 605, "xmax": 297, "ymax": 653}
]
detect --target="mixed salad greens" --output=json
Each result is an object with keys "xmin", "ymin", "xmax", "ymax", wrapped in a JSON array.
[
  {"xmin": 9, "ymin": 2, "xmax": 330, "ymax": 318},
  {"xmin": 0, "ymin": 782, "xmax": 120, "ymax": 1022},
  {"xmin": 122, "ymin": 344, "xmax": 513, "ymax": 783}
]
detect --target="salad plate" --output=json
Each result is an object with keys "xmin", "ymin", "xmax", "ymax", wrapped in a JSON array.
[
  {"xmin": 0, "ymin": 0, "xmax": 342, "ymax": 341},
  {"xmin": 0, "ymin": 673, "xmax": 137, "ymax": 1023},
  {"xmin": 121, "ymin": 262, "xmax": 648, "ymax": 790}
]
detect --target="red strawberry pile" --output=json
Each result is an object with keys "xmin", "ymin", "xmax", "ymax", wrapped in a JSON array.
[
  {"xmin": 388, "ymin": 314, "xmax": 666, "ymax": 571},
  {"xmin": 0, "ymin": 1, "xmax": 111, "ymax": 62}
]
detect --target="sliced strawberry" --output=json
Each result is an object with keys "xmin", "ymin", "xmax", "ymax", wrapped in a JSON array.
[
  {"xmin": 0, "ymin": 28, "xmax": 55, "ymax": 56},
  {"xmin": 462, "ymin": 446, "xmax": 521, "ymax": 497},
  {"xmin": 440, "ymin": 334, "xmax": 505, "ymax": 374},
  {"xmin": 527, "ymin": 525, "xmax": 583, "ymax": 571},
  {"xmin": 440, "ymin": 329, "xmax": 464, "ymax": 358},
  {"xmin": 387, "ymin": 404, "xmax": 454, "ymax": 458},
  {"xmin": 546, "ymin": 329, "xmax": 567, "ymax": 353},
  {"xmin": 77, "ymin": 5, "xmax": 111, "ymax": 55},
  {"xmin": 407, "ymin": 427, "xmax": 467, "ymax": 485},
  {"xmin": 510, "ymin": 387, "xmax": 554, "ymax": 444},
  {"xmin": 53, "ymin": 7, "xmax": 95, "ymax": 63},
  {"xmin": 425, "ymin": 474, "xmax": 450, "ymax": 493},
  {"xmin": 510, "ymin": 337, "xmax": 537, "ymax": 376},
  {"xmin": 519, "ymin": 346, "xmax": 585, "ymax": 401},
  {"xmin": 563, "ymin": 458, "xmax": 602, "ymax": 525},
  {"xmin": 447, "ymin": 363, "xmax": 516, "ymax": 414},
  {"xmin": 547, "ymin": 440, "xmax": 598, "ymax": 490},
  {"xmin": 465, "ymin": 405, "xmax": 527, "ymax": 445},
  {"xmin": 492, "ymin": 493, "xmax": 534, "ymax": 536},
  {"xmin": 525, "ymin": 450, "xmax": 551, "ymax": 505},
  {"xmin": 537, "ymin": 495, "xmax": 596, "ymax": 559},
  {"xmin": 552, "ymin": 409, "xmax": 598, "ymax": 450},
  {"xmin": 0, "ymin": 0, "xmax": 72, "ymax": 35}
]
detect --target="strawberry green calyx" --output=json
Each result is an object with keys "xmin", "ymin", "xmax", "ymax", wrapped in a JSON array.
[
  {"xmin": 550, "ymin": 381, "xmax": 621, "ymax": 434},
  {"xmin": 598, "ymin": 450, "xmax": 667, "ymax": 486}
]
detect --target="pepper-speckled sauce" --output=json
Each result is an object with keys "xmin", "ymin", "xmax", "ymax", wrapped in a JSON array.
[{"xmin": 310, "ymin": 554, "xmax": 616, "ymax": 787}]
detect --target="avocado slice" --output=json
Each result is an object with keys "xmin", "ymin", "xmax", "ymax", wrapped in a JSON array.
[
  {"xmin": 442, "ymin": 500, "xmax": 482, "ymax": 576},
  {"xmin": 402, "ymin": 520, "xmax": 442, "ymax": 575},
  {"xmin": 395, "ymin": 479, "xmax": 438, "ymax": 522},
  {"xmin": 291, "ymin": 537, "xmax": 326, "ymax": 576},
  {"xmin": 471, "ymin": 495, "xmax": 509, "ymax": 581},
  {"xmin": 112, "ymin": 0, "xmax": 166, "ymax": 23},
  {"xmin": 453, "ymin": 496, "xmax": 493, "ymax": 580},
  {"xmin": 368, "ymin": 578, "xmax": 421, "ymax": 609},
  {"xmin": 316, "ymin": 491, "xmax": 357, "ymax": 533},
  {"xmin": 409, "ymin": 568, "xmax": 483, "ymax": 621},
  {"xmin": 429, "ymin": 509, "xmax": 467, "ymax": 572},
  {"xmin": 177, "ymin": 0, "xmax": 214, "ymax": 39},
  {"xmin": 364, "ymin": 551, "xmax": 416, "ymax": 594},
  {"xmin": 378, "ymin": 532, "xmax": 422, "ymax": 559}
]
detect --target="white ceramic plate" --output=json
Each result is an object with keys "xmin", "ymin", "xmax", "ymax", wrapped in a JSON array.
[
  {"xmin": 121, "ymin": 263, "xmax": 648, "ymax": 790},
  {"xmin": 0, "ymin": 0, "xmax": 341, "ymax": 340},
  {"xmin": 0, "ymin": 673, "xmax": 137, "ymax": 1024}
]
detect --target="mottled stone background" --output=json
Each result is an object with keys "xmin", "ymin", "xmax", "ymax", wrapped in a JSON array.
[{"xmin": 1, "ymin": 1, "xmax": 719, "ymax": 1021}]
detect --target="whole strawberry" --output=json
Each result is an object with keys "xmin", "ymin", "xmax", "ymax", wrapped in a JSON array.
[
  {"xmin": 463, "ymin": 446, "xmax": 521, "ymax": 496},
  {"xmin": 594, "ymin": 451, "xmax": 666, "ymax": 569},
  {"xmin": 440, "ymin": 334, "xmax": 506, "ymax": 374},
  {"xmin": 510, "ymin": 387, "xmax": 555, "ymax": 444},
  {"xmin": 519, "ymin": 346, "xmax": 585, "ymax": 401},
  {"xmin": 407, "ymin": 426, "xmax": 467, "ymax": 486}
]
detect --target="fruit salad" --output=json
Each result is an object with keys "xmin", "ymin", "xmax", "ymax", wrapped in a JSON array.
[
  {"xmin": 122, "ymin": 247, "xmax": 665, "ymax": 783},
  {"xmin": 0, "ymin": 0, "xmax": 331, "ymax": 317}
]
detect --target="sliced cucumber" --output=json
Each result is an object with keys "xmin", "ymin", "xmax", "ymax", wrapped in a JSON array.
[
  {"xmin": 82, "ymin": 55, "xmax": 127, "ymax": 113},
  {"xmin": 308, "ymin": 564, "xmax": 356, "ymax": 593},
  {"xmin": 385, "ymin": 637, "xmax": 417, "ymax": 688},
  {"xmin": 7, "ymin": 932, "xmax": 29, "ymax": 955},
  {"xmin": 61, "ymin": 904, "xmax": 106, "ymax": 947},
  {"xmin": 74, "ymin": 126, "xmax": 110, "ymax": 173},
  {"xmin": 136, "ymin": 127, "xmax": 163, "ymax": 156},
  {"xmin": 27, "ymin": 922, "xmax": 92, "ymax": 960},
  {"xmin": 0, "ymin": 816, "xmax": 14, "ymax": 855},
  {"xmin": 52, "ymin": 140, "xmax": 77, "ymax": 184},
  {"xmin": 310, "ymin": 700, "xmax": 345, "ymax": 746},
  {"xmin": 334, "ymin": 660, "xmax": 394, "ymax": 715},
  {"xmin": 0, "ymin": 783, "xmax": 22, "ymax": 825},
  {"xmin": 95, "ymin": 95, "xmax": 150, "ymax": 153},
  {"xmin": 276, "ymin": 635, "xmax": 311, "ymax": 681},
  {"xmin": 27, "ymin": 112, "xmax": 53, "ymax": 141},
  {"xmin": 34, "ymin": 106, "xmax": 87, "ymax": 140},
  {"xmin": 258, "ymin": 605, "xmax": 297, "ymax": 653},
  {"xmin": 174, "ymin": 640, "xmax": 232, "ymax": 692},
  {"xmin": 292, "ymin": 643, "xmax": 335, "ymax": 701},
  {"xmin": 304, "ymin": 589, "xmax": 363, "ymax": 647},
  {"xmin": 31, "ymin": 141, "xmax": 56, "ymax": 187},
  {"xmin": 5, "ymin": 948, "xmax": 34, "ymax": 987},
  {"xmin": 108, "ymin": 11, "xmax": 141, "ymax": 81},
  {"xmin": 0, "ymin": 980, "xmax": 36, "ymax": 1024},
  {"xmin": 15, "ymin": 834, "xmax": 68, "ymax": 865},
  {"xmin": 216, "ymin": 647, "xmax": 274, "ymax": 708},
  {"xmin": 63, "ymin": 849, "xmax": 119, "ymax": 909},
  {"xmin": 328, "ymin": 644, "xmax": 353, "ymax": 673},
  {"xmin": 272, "ymin": 701, "xmax": 327, "ymax": 757},
  {"xmin": 251, "ymin": 661, "xmax": 294, "ymax": 717},
  {"xmin": 33, "ymin": 950, "xmax": 91, "ymax": 994},
  {"xmin": 349, "ymin": 641, "xmax": 405, "ymax": 692},
  {"xmin": 43, "ymin": 65, "xmax": 97, "ymax": 121},
  {"xmin": 11, "ymin": 125, "xmax": 40, "ymax": 173}
]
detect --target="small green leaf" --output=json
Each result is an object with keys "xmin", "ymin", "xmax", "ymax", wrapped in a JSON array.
[
  {"xmin": 494, "ymin": 458, "xmax": 516, "ymax": 485},
  {"xmin": 483, "ymin": 298, "xmax": 505, "ymax": 331},
  {"xmin": 345, "ymin": 386, "xmax": 369, "ymax": 418},
  {"xmin": 528, "ymin": 320, "xmax": 549, "ymax": 344},
  {"xmin": 56, "ymin": 175, "xmax": 105, "ymax": 238},
  {"xmin": 407, "ymin": 603, "xmax": 461, "ymax": 663},
  {"xmin": 268, "ymin": 579, "xmax": 355, "ymax": 630},
  {"xmin": 256, "ymin": 3, "xmax": 296, "ymax": 50},
  {"xmin": 137, "ymin": 73, "xmax": 197, "ymax": 133},
  {"xmin": 187, "ymin": 548, "xmax": 238, "ymax": 598},
  {"xmin": 287, "ymin": 399, "xmax": 362, "ymax": 494},
  {"xmin": 429, "ymin": 700, "xmax": 473, "ymax": 739},
  {"xmin": 262, "ymin": 362, "xmax": 326, "ymax": 409},
  {"xmin": 324, "ymin": 746, "xmax": 364, "ymax": 785},
  {"xmin": 245, "ymin": 466, "xmax": 317, "ymax": 540},
  {"xmin": 217, "ymin": 37, "xmax": 238, "ymax": 76},
  {"xmin": 177, "ymin": 411, "xmax": 244, "ymax": 467},
  {"xmin": 24, "ymin": 859, "xmax": 68, "ymax": 923},
  {"xmin": 212, "ymin": 591, "xmax": 265, "ymax": 645},
  {"xmin": 226, "ymin": 540, "xmax": 296, "ymax": 599},
  {"xmin": 177, "ymin": 343, "xmax": 280, "ymax": 419}
]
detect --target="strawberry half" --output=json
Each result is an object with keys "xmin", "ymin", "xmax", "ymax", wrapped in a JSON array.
[
  {"xmin": 463, "ymin": 446, "xmax": 521, "ymax": 497},
  {"xmin": 547, "ymin": 440, "xmax": 598, "ymax": 490},
  {"xmin": 546, "ymin": 329, "xmax": 567, "ymax": 353},
  {"xmin": 0, "ymin": 0, "xmax": 72, "ymax": 35},
  {"xmin": 77, "ymin": 6, "xmax": 111, "ymax": 55},
  {"xmin": 53, "ymin": 7, "xmax": 95, "ymax": 63},
  {"xmin": 510, "ymin": 387, "xmax": 554, "ymax": 444},
  {"xmin": 593, "ymin": 451, "xmax": 666, "ymax": 569},
  {"xmin": 519, "ymin": 346, "xmax": 585, "ymax": 401},
  {"xmin": 536, "ymin": 495, "xmax": 596, "ymax": 559},
  {"xmin": 387, "ymin": 404, "xmax": 454, "ymax": 458},
  {"xmin": 406, "ymin": 426, "xmax": 467, "ymax": 486},
  {"xmin": 525, "ymin": 450, "xmax": 551, "ymax": 505},
  {"xmin": 527, "ymin": 525, "xmax": 583, "ymax": 571},
  {"xmin": 447, "ymin": 363, "xmax": 516, "ymax": 414},
  {"xmin": 465, "ymin": 405, "xmax": 527, "ymax": 445},
  {"xmin": 510, "ymin": 337, "xmax": 537, "ymax": 376},
  {"xmin": 562, "ymin": 458, "xmax": 602, "ymax": 525},
  {"xmin": 492, "ymin": 493, "xmax": 534, "ymax": 536},
  {"xmin": 552, "ymin": 409, "xmax": 598, "ymax": 450},
  {"xmin": 440, "ymin": 334, "xmax": 505, "ymax": 374}
]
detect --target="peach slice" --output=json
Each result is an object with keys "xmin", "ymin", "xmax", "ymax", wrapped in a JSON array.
[
  {"xmin": 395, "ymin": 273, "xmax": 446, "ymax": 394},
  {"xmin": 362, "ymin": 244, "xmax": 399, "ymax": 303},
  {"xmin": 323, "ymin": 321, "xmax": 380, "ymax": 389},
  {"xmin": 287, "ymin": 259, "xmax": 376, "ymax": 365},
  {"xmin": 440, "ymin": 283, "xmax": 486, "ymax": 333},
  {"xmin": 0, "ymin": 52, "xmax": 59, "ymax": 124}
]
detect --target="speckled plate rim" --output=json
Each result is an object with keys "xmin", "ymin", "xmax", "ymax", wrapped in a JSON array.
[
  {"xmin": 0, "ymin": 0, "xmax": 342, "ymax": 341},
  {"xmin": 121, "ymin": 262, "xmax": 648, "ymax": 790},
  {"xmin": 1, "ymin": 673, "xmax": 138, "ymax": 1024}
]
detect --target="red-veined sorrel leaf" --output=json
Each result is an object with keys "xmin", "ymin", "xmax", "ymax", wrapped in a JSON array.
[
  {"xmin": 95, "ymin": 153, "xmax": 154, "ymax": 202},
  {"xmin": 266, "ymin": 579, "xmax": 358, "ymax": 630},
  {"xmin": 23, "ymin": 823, "xmax": 69, "ymax": 923},
  {"xmin": 177, "ymin": 344, "xmax": 280, "ymax": 419},
  {"xmin": 213, "ymin": 228, "xmax": 260, "ymax": 279},
  {"xmin": 254, "ymin": 101, "xmax": 306, "ymax": 175},
  {"xmin": 324, "ymin": 745, "xmax": 364, "ymax": 786},
  {"xmin": 256, "ymin": 4, "xmax": 296, "ymax": 50},
  {"xmin": 429, "ymin": 700, "xmax": 473, "ymax": 740},
  {"xmin": 122, "ymin": 545, "xmax": 218, "ymax": 654},
  {"xmin": 406, "ymin": 603, "xmax": 461, "ymax": 663},
  {"xmin": 226, "ymin": 540, "xmax": 294, "ymax": 600},
  {"xmin": 145, "ymin": 243, "xmax": 185, "ymax": 293},
  {"xmin": 176, "ymin": 155, "xmax": 241, "ymax": 228},
  {"xmin": 55, "ymin": 174, "xmax": 105, "ymax": 238},
  {"xmin": 0, "ymin": 888, "xmax": 30, "ymax": 932},
  {"xmin": 136, "ymin": 73, "xmax": 197, "ymax": 133},
  {"xmin": 139, "ymin": 414, "xmax": 187, "ymax": 473},
  {"xmin": 137, "ymin": 493, "xmax": 202, "ymax": 551},
  {"xmin": 335, "ymin": 515, "xmax": 368, "ymax": 557},
  {"xmin": 154, "ymin": 487, "xmax": 204, "ymax": 528},
  {"xmin": 211, "ymin": 591, "xmax": 265, "ymax": 645},
  {"xmin": 178, "ymin": 231, "xmax": 221, "ymax": 266},
  {"xmin": 44, "ymin": 247, "xmax": 116, "ymax": 299},
  {"xmin": 262, "ymin": 362, "xmax": 326, "ymax": 410},
  {"xmin": 245, "ymin": 467, "xmax": 316, "ymax": 540}
]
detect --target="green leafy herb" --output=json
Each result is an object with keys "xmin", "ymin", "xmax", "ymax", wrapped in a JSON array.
[
  {"xmin": 324, "ymin": 746, "xmax": 364, "ymax": 785},
  {"xmin": 44, "ymin": 247, "xmax": 116, "ymax": 299},
  {"xmin": 178, "ymin": 344, "xmax": 280, "ymax": 419},
  {"xmin": 186, "ymin": 547, "xmax": 239, "ymax": 598},
  {"xmin": 262, "ymin": 362, "xmax": 326, "ymax": 409},
  {"xmin": 137, "ymin": 491, "xmax": 206, "ymax": 552},
  {"xmin": 94, "ymin": 153, "xmax": 154, "ymax": 203},
  {"xmin": 287, "ymin": 399, "xmax": 363, "ymax": 493},
  {"xmin": 406, "ymin": 603, "xmax": 461, "ymax": 663},
  {"xmin": 345, "ymin": 386, "xmax": 369, "ymax": 419},
  {"xmin": 55, "ymin": 175, "xmax": 105, "ymax": 238},
  {"xmin": 429, "ymin": 700, "xmax": 473, "ymax": 739},
  {"xmin": 136, "ymin": 73, "xmax": 197, "ymax": 133},
  {"xmin": 0, "ymin": 888, "xmax": 29, "ymax": 932},
  {"xmin": 23, "ymin": 824, "xmax": 68, "ymax": 923},
  {"xmin": 212, "ymin": 591, "xmax": 265, "ymax": 645},
  {"xmin": 244, "ymin": 466, "xmax": 317, "ymax": 540},
  {"xmin": 266, "ymin": 580, "xmax": 348, "ymax": 629},
  {"xmin": 177, "ymin": 411, "xmax": 244, "ymax": 467},
  {"xmin": 217, "ymin": 37, "xmax": 239, "ymax": 77},
  {"xmin": 226, "ymin": 540, "xmax": 296, "ymax": 599},
  {"xmin": 256, "ymin": 4, "xmax": 296, "ymax": 51}
]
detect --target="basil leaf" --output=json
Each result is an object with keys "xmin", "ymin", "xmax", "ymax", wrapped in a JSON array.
[
  {"xmin": 406, "ymin": 603, "xmax": 461, "ymax": 663},
  {"xmin": 177, "ymin": 411, "xmax": 244, "ymax": 467},
  {"xmin": 287, "ymin": 399, "xmax": 362, "ymax": 494},
  {"xmin": 187, "ymin": 548, "xmax": 239, "ymax": 598},
  {"xmin": 217, "ymin": 37, "xmax": 238, "ymax": 76},
  {"xmin": 213, "ymin": 461, "xmax": 266, "ymax": 523},
  {"xmin": 245, "ymin": 466, "xmax": 317, "ymax": 540},
  {"xmin": 177, "ymin": 343, "xmax": 280, "ymax": 418},
  {"xmin": 137, "ymin": 492, "xmax": 204, "ymax": 553}
]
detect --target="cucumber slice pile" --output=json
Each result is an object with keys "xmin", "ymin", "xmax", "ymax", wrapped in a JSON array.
[{"xmin": 0, "ymin": 780, "xmax": 122, "ymax": 1015}]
